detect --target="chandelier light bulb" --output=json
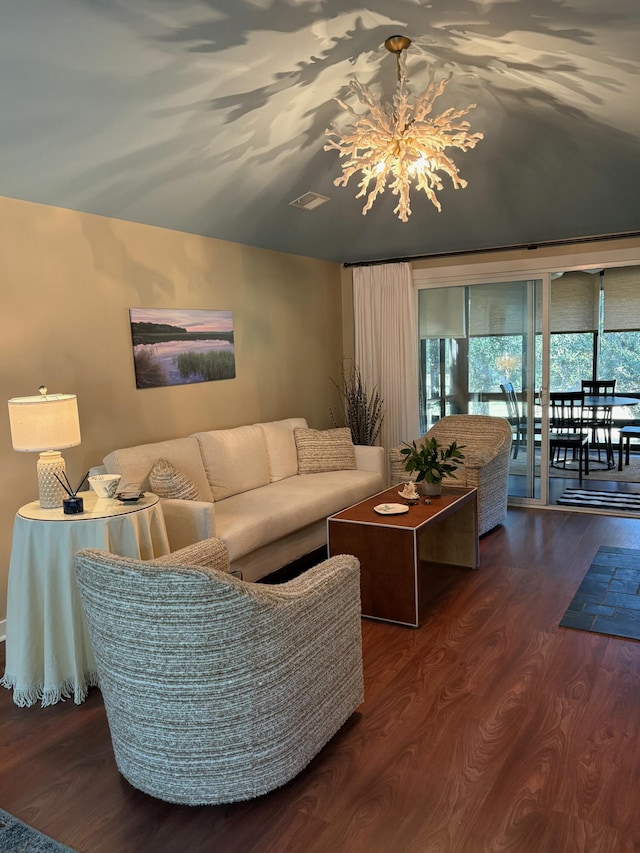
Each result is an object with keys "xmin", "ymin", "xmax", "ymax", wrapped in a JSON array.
[{"xmin": 324, "ymin": 35, "xmax": 484, "ymax": 222}]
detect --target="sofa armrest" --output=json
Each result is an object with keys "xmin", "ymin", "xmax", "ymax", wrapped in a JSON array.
[
  {"xmin": 354, "ymin": 444, "xmax": 385, "ymax": 476},
  {"xmin": 159, "ymin": 498, "xmax": 216, "ymax": 551},
  {"xmin": 152, "ymin": 537, "xmax": 230, "ymax": 574}
]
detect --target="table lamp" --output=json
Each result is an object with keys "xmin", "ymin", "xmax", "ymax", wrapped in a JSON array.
[{"xmin": 8, "ymin": 386, "xmax": 81, "ymax": 508}]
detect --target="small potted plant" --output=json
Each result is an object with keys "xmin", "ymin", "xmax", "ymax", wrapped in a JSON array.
[{"xmin": 400, "ymin": 437, "xmax": 465, "ymax": 496}]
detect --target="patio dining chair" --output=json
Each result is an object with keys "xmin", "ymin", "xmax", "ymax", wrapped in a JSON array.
[
  {"xmin": 581, "ymin": 379, "xmax": 616, "ymax": 466},
  {"xmin": 500, "ymin": 382, "xmax": 526, "ymax": 459},
  {"xmin": 549, "ymin": 391, "xmax": 589, "ymax": 484}
]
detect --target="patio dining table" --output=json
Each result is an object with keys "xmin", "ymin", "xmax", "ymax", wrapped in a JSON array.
[
  {"xmin": 581, "ymin": 394, "xmax": 640, "ymax": 470},
  {"xmin": 581, "ymin": 394, "xmax": 640, "ymax": 410},
  {"xmin": 542, "ymin": 393, "xmax": 640, "ymax": 471}
]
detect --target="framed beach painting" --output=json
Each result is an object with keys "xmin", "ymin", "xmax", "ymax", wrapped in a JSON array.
[{"xmin": 129, "ymin": 308, "xmax": 235, "ymax": 389}]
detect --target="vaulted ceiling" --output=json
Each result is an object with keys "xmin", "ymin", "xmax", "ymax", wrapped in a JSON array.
[{"xmin": 2, "ymin": 1, "xmax": 639, "ymax": 264}]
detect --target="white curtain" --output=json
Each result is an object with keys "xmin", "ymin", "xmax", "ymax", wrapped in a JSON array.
[{"xmin": 353, "ymin": 263, "xmax": 420, "ymax": 475}]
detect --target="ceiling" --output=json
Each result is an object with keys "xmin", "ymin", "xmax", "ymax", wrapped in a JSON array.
[{"xmin": 2, "ymin": 1, "xmax": 639, "ymax": 265}]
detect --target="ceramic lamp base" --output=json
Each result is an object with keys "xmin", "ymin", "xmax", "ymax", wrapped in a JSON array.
[{"xmin": 37, "ymin": 450, "xmax": 65, "ymax": 508}]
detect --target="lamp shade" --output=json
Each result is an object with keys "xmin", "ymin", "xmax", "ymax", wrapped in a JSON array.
[{"xmin": 8, "ymin": 393, "xmax": 81, "ymax": 452}]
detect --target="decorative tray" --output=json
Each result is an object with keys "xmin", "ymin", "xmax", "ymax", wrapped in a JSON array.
[{"xmin": 374, "ymin": 503, "xmax": 409, "ymax": 515}]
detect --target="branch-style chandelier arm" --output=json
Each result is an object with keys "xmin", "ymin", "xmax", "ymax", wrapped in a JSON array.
[
  {"xmin": 410, "ymin": 73, "xmax": 452, "ymax": 123},
  {"xmin": 358, "ymin": 173, "xmax": 388, "ymax": 214},
  {"xmin": 323, "ymin": 33, "xmax": 484, "ymax": 221}
]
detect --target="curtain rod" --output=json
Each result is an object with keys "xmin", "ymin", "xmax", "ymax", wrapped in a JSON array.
[{"xmin": 342, "ymin": 230, "xmax": 640, "ymax": 268}]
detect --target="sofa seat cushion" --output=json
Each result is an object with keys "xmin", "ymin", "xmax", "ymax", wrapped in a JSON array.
[
  {"xmin": 256, "ymin": 418, "xmax": 308, "ymax": 482},
  {"xmin": 196, "ymin": 425, "xmax": 270, "ymax": 501},
  {"xmin": 103, "ymin": 437, "xmax": 212, "ymax": 501},
  {"xmin": 214, "ymin": 471, "xmax": 383, "ymax": 562}
]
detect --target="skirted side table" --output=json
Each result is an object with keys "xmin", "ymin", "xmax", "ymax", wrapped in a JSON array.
[{"xmin": 1, "ymin": 491, "xmax": 170, "ymax": 707}]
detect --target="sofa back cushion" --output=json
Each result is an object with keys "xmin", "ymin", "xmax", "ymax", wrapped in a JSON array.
[
  {"xmin": 256, "ymin": 418, "xmax": 308, "ymax": 482},
  {"xmin": 294, "ymin": 427, "xmax": 356, "ymax": 474},
  {"xmin": 103, "ymin": 436, "xmax": 212, "ymax": 501},
  {"xmin": 196, "ymin": 425, "xmax": 270, "ymax": 501}
]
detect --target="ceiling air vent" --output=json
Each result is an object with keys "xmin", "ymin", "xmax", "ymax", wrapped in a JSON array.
[{"xmin": 289, "ymin": 191, "xmax": 330, "ymax": 211}]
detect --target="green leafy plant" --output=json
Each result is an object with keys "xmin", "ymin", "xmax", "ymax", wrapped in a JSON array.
[
  {"xmin": 330, "ymin": 361, "xmax": 384, "ymax": 446},
  {"xmin": 400, "ymin": 437, "xmax": 465, "ymax": 484}
]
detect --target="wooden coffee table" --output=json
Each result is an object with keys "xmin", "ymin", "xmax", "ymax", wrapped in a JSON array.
[{"xmin": 327, "ymin": 485, "xmax": 478, "ymax": 627}]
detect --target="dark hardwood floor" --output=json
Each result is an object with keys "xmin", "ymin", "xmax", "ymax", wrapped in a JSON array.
[{"xmin": 2, "ymin": 506, "xmax": 640, "ymax": 852}]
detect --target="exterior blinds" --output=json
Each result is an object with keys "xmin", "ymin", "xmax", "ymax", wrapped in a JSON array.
[
  {"xmin": 419, "ymin": 287, "xmax": 466, "ymax": 338},
  {"xmin": 602, "ymin": 265, "xmax": 640, "ymax": 331},
  {"xmin": 420, "ymin": 281, "xmax": 540, "ymax": 337},
  {"xmin": 550, "ymin": 272, "xmax": 599, "ymax": 333},
  {"xmin": 468, "ymin": 282, "xmax": 528, "ymax": 336}
]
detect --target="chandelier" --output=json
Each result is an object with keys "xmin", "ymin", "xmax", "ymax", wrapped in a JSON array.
[{"xmin": 324, "ymin": 35, "xmax": 484, "ymax": 222}]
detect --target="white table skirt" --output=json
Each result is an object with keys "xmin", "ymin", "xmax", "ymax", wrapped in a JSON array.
[{"xmin": 1, "ymin": 492, "xmax": 170, "ymax": 707}]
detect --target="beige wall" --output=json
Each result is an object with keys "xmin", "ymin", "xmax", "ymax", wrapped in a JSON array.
[{"xmin": 0, "ymin": 196, "xmax": 344, "ymax": 620}]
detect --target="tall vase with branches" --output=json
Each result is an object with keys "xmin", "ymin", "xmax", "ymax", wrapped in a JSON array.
[{"xmin": 330, "ymin": 361, "xmax": 384, "ymax": 446}]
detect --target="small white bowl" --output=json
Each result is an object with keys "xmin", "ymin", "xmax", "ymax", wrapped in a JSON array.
[{"xmin": 88, "ymin": 474, "xmax": 122, "ymax": 499}]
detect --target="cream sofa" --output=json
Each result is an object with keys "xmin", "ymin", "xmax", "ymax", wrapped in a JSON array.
[{"xmin": 103, "ymin": 418, "xmax": 385, "ymax": 582}]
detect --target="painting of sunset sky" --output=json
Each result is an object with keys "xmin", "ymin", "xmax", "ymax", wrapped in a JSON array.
[{"xmin": 129, "ymin": 307, "xmax": 235, "ymax": 389}]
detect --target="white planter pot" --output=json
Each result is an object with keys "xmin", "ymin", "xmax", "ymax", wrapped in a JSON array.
[{"xmin": 418, "ymin": 480, "xmax": 442, "ymax": 497}]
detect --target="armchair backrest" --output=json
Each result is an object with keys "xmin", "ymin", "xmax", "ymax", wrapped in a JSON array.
[
  {"xmin": 425, "ymin": 414, "xmax": 513, "ymax": 458},
  {"xmin": 74, "ymin": 547, "xmax": 363, "ymax": 805}
]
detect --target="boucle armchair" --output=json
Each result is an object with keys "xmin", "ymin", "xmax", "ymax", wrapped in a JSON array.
[
  {"xmin": 390, "ymin": 414, "xmax": 512, "ymax": 535},
  {"xmin": 74, "ymin": 538, "xmax": 363, "ymax": 805}
]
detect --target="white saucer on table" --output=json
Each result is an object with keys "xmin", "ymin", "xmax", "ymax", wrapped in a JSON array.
[{"xmin": 374, "ymin": 503, "xmax": 409, "ymax": 515}]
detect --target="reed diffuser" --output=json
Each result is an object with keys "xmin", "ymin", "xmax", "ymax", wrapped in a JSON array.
[{"xmin": 54, "ymin": 470, "xmax": 89, "ymax": 514}]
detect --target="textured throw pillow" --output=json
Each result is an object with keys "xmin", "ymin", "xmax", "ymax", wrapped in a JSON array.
[
  {"xmin": 149, "ymin": 458, "xmax": 200, "ymax": 500},
  {"xmin": 294, "ymin": 427, "xmax": 356, "ymax": 474}
]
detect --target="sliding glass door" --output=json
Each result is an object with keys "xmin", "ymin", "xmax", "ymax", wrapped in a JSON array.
[
  {"xmin": 412, "ymin": 250, "xmax": 640, "ymax": 511},
  {"xmin": 547, "ymin": 265, "xmax": 640, "ymax": 501},
  {"xmin": 418, "ymin": 279, "xmax": 543, "ymax": 502}
]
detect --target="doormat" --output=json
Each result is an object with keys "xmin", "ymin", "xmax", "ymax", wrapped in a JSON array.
[
  {"xmin": 0, "ymin": 808, "xmax": 76, "ymax": 852},
  {"xmin": 559, "ymin": 546, "xmax": 640, "ymax": 640},
  {"xmin": 557, "ymin": 488, "xmax": 640, "ymax": 511}
]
